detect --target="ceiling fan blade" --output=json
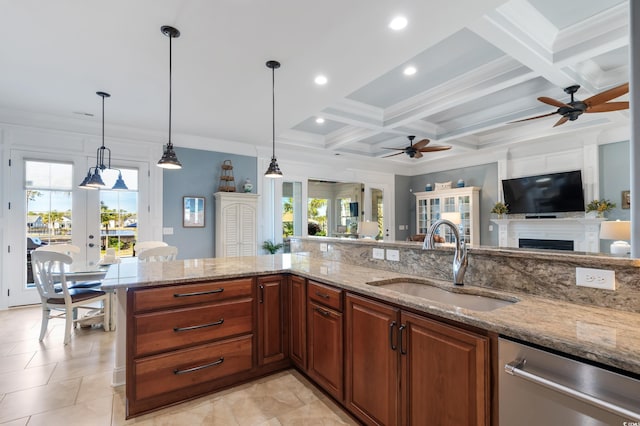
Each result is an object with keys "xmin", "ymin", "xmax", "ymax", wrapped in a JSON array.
[
  {"xmin": 381, "ymin": 147, "xmax": 407, "ymax": 151},
  {"xmin": 509, "ymin": 111, "xmax": 558, "ymax": 123},
  {"xmin": 413, "ymin": 151, "xmax": 423, "ymax": 159},
  {"xmin": 553, "ymin": 116, "xmax": 569, "ymax": 127},
  {"xmin": 413, "ymin": 139, "xmax": 431, "ymax": 149},
  {"xmin": 418, "ymin": 146, "xmax": 452, "ymax": 153},
  {"xmin": 382, "ymin": 152, "xmax": 405, "ymax": 158},
  {"xmin": 583, "ymin": 82, "xmax": 629, "ymax": 107},
  {"xmin": 586, "ymin": 101, "xmax": 629, "ymax": 113},
  {"xmin": 538, "ymin": 97, "xmax": 570, "ymax": 108}
]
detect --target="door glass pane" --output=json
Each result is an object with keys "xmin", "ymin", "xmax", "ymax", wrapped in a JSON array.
[
  {"xmin": 308, "ymin": 198, "xmax": 328, "ymax": 236},
  {"xmin": 371, "ymin": 188, "xmax": 383, "ymax": 239},
  {"xmin": 25, "ymin": 161, "xmax": 73, "ymax": 284},
  {"xmin": 282, "ymin": 181, "xmax": 302, "ymax": 252},
  {"xmin": 99, "ymin": 168, "xmax": 138, "ymax": 258}
]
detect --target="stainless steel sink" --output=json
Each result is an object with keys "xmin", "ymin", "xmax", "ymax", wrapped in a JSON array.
[{"xmin": 366, "ymin": 278, "xmax": 518, "ymax": 312}]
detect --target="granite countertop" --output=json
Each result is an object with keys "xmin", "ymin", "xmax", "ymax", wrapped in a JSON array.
[{"xmin": 102, "ymin": 253, "xmax": 640, "ymax": 375}]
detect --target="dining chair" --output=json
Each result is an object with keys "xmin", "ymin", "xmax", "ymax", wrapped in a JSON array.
[
  {"xmin": 138, "ymin": 245, "xmax": 178, "ymax": 262},
  {"xmin": 135, "ymin": 240, "xmax": 168, "ymax": 255},
  {"xmin": 31, "ymin": 250, "xmax": 110, "ymax": 345}
]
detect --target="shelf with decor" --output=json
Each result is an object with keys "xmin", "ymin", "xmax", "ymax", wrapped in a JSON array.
[{"xmin": 414, "ymin": 186, "xmax": 480, "ymax": 246}]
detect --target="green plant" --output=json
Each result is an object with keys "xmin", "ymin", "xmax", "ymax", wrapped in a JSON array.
[
  {"xmin": 586, "ymin": 199, "xmax": 616, "ymax": 214},
  {"xmin": 490, "ymin": 201, "xmax": 509, "ymax": 215},
  {"xmin": 262, "ymin": 240, "xmax": 284, "ymax": 254}
]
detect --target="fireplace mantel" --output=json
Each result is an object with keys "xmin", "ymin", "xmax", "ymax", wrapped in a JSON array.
[{"xmin": 490, "ymin": 217, "xmax": 605, "ymax": 252}]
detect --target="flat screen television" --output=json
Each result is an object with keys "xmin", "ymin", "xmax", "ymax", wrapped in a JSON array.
[{"xmin": 502, "ymin": 170, "xmax": 585, "ymax": 215}]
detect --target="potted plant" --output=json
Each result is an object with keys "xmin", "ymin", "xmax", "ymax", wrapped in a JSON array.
[
  {"xmin": 586, "ymin": 199, "xmax": 616, "ymax": 218},
  {"xmin": 262, "ymin": 240, "xmax": 284, "ymax": 254},
  {"xmin": 490, "ymin": 201, "xmax": 509, "ymax": 218}
]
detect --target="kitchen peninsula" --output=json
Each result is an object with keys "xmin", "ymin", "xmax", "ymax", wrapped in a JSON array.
[{"xmin": 101, "ymin": 245, "xmax": 640, "ymax": 422}]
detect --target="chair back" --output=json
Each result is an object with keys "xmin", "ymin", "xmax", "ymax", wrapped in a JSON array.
[
  {"xmin": 36, "ymin": 243, "xmax": 81, "ymax": 258},
  {"xmin": 138, "ymin": 245, "xmax": 178, "ymax": 262},
  {"xmin": 135, "ymin": 241, "xmax": 168, "ymax": 255},
  {"xmin": 31, "ymin": 250, "xmax": 72, "ymax": 301}
]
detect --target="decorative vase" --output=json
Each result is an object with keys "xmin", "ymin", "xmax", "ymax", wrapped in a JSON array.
[
  {"xmin": 425, "ymin": 183, "xmax": 433, "ymax": 192},
  {"xmin": 457, "ymin": 179, "xmax": 465, "ymax": 188},
  {"xmin": 242, "ymin": 178, "xmax": 253, "ymax": 193}
]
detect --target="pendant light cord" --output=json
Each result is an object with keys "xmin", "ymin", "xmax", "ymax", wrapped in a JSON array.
[
  {"xmin": 168, "ymin": 33, "xmax": 173, "ymax": 147},
  {"xmin": 271, "ymin": 65, "xmax": 276, "ymax": 159}
]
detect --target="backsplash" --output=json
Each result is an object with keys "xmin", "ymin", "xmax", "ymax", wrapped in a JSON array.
[{"xmin": 290, "ymin": 237, "xmax": 640, "ymax": 313}]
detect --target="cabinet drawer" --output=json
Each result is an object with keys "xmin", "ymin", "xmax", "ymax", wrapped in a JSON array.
[
  {"xmin": 133, "ymin": 334, "xmax": 253, "ymax": 401},
  {"xmin": 134, "ymin": 298, "xmax": 253, "ymax": 357},
  {"xmin": 132, "ymin": 278, "xmax": 253, "ymax": 312},
  {"xmin": 308, "ymin": 280, "xmax": 342, "ymax": 312}
]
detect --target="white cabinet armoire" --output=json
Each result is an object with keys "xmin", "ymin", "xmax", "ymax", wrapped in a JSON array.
[{"xmin": 214, "ymin": 192, "xmax": 259, "ymax": 257}]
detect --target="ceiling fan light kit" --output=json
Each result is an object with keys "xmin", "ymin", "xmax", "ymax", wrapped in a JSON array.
[
  {"xmin": 157, "ymin": 25, "xmax": 183, "ymax": 170},
  {"xmin": 511, "ymin": 82, "xmax": 629, "ymax": 127}
]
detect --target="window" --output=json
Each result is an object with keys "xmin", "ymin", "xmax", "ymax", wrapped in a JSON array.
[{"xmin": 99, "ymin": 168, "xmax": 138, "ymax": 257}]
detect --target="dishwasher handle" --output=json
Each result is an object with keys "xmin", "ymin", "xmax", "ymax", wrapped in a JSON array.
[{"xmin": 505, "ymin": 360, "xmax": 640, "ymax": 421}]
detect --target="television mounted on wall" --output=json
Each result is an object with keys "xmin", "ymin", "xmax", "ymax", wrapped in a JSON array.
[{"xmin": 501, "ymin": 170, "xmax": 585, "ymax": 215}]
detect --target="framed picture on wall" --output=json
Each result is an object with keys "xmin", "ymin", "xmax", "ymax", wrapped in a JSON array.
[
  {"xmin": 183, "ymin": 196, "xmax": 205, "ymax": 227},
  {"xmin": 622, "ymin": 190, "xmax": 630, "ymax": 209}
]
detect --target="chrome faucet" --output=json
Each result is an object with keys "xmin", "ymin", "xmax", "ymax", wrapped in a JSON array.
[{"xmin": 422, "ymin": 219, "xmax": 468, "ymax": 286}]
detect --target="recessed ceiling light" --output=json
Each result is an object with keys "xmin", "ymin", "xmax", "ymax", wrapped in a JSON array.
[
  {"xmin": 314, "ymin": 75, "xmax": 328, "ymax": 85},
  {"xmin": 403, "ymin": 66, "xmax": 417, "ymax": 76},
  {"xmin": 389, "ymin": 16, "xmax": 408, "ymax": 31},
  {"xmin": 316, "ymin": 117, "xmax": 325, "ymax": 124}
]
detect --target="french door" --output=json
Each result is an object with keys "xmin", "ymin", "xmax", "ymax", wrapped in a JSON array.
[{"xmin": 6, "ymin": 150, "xmax": 147, "ymax": 307}]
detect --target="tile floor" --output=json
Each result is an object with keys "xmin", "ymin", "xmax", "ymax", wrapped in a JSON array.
[{"xmin": 0, "ymin": 305, "xmax": 357, "ymax": 425}]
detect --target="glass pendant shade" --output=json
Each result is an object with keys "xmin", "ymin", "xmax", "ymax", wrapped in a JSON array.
[
  {"xmin": 87, "ymin": 169, "xmax": 106, "ymax": 188},
  {"xmin": 264, "ymin": 157, "xmax": 283, "ymax": 178},
  {"xmin": 112, "ymin": 171, "xmax": 129, "ymax": 190},
  {"xmin": 157, "ymin": 142, "xmax": 182, "ymax": 169}
]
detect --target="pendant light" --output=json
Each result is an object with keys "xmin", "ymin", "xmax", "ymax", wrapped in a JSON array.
[
  {"xmin": 79, "ymin": 92, "xmax": 128, "ymax": 190},
  {"xmin": 157, "ymin": 25, "xmax": 182, "ymax": 169},
  {"xmin": 264, "ymin": 60, "xmax": 283, "ymax": 178}
]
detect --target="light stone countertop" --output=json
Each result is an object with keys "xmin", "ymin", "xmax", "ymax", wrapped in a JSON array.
[{"xmin": 102, "ymin": 253, "xmax": 640, "ymax": 376}]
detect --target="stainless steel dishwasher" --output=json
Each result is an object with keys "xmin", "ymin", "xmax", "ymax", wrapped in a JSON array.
[{"xmin": 499, "ymin": 337, "xmax": 640, "ymax": 425}]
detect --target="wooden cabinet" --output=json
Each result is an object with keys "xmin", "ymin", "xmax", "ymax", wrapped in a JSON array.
[
  {"xmin": 214, "ymin": 192, "xmax": 259, "ymax": 257},
  {"xmin": 414, "ymin": 186, "xmax": 480, "ymax": 246},
  {"xmin": 288, "ymin": 275, "xmax": 307, "ymax": 370},
  {"xmin": 307, "ymin": 280, "xmax": 344, "ymax": 401},
  {"xmin": 257, "ymin": 275, "xmax": 287, "ymax": 366},
  {"xmin": 345, "ymin": 293, "xmax": 490, "ymax": 426},
  {"xmin": 127, "ymin": 278, "xmax": 255, "ymax": 417}
]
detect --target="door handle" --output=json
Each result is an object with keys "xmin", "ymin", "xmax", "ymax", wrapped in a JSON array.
[
  {"xmin": 259, "ymin": 284, "xmax": 264, "ymax": 303},
  {"xmin": 398, "ymin": 324, "xmax": 407, "ymax": 355},
  {"xmin": 389, "ymin": 321, "xmax": 397, "ymax": 351}
]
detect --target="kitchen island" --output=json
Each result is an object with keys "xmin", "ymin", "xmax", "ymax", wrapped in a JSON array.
[{"xmin": 101, "ymin": 253, "xmax": 640, "ymax": 421}]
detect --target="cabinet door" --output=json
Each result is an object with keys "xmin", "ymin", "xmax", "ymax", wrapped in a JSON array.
[
  {"xmin": 400, "ymin": 311, "xmax": 489, "ymax": 426},
  {"xmin": 307, "ymin": 300, "xmax": 343, "ymax": 401},
  {"xmin": 289, "ymin": 275, "xmax": 307, "ymax": 370},
  {"xmin": 257, "ymin": 275, "xmax": 287, "ymax": 365},
  {"xmin": 239, "ymin": 203, "xmax": 257, "ymax": 256},
  {"xmin": 222, "ymin": 203, "xmax": 240, "ymax": 257},
  {"xmin": 345, "ymin": 294, "xmax": 400, "ymax": 426}
]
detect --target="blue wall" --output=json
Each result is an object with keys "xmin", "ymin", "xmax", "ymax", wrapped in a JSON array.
[{"xmin": 162, "ymin": 147, "xmax": 257, "ymax": 259}]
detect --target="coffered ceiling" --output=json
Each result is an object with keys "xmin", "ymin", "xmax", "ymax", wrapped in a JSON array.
[{"xmin": 0, "ymin": 0, "xmax": 630, "ymax": 171}]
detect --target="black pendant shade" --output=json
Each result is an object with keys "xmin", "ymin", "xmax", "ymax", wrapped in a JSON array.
[
  {"xmin": 264, "ymin": 60, "xmax": 283, "ymax": 178},
  {"xmin": 157, "ymin": 25, "xmax": 182, "ymax": 169},
  {"xmin": 78, "ymin": 91, "xmax": 128, "ymax": 190}
]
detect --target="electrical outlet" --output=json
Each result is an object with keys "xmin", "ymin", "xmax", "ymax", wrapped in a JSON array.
[
  {"xmin": 576, "ymin": 267, "xmax": 616, "ymax": 290},
  {"xmin": 386, "ymin": 249, "xmax": 400, "ymax": 261},
  {"xmin": 372, "ymin": 248, "xmax": 385, "ymax": 259},
  {"xmin": 488, "ymin": 225, "xmax": 493, "ymax": 232},
  {"xmin": 320, "ymin": 243, "xmax": 328, "ymax": 252}
]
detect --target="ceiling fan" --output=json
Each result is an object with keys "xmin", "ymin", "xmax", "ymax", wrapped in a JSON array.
[
  {"xmin": 382, "ymin": 136, "xmax": 451, "ymax": 159},
  {"xmin": 511, "ymin": 82, "xmax": 629, "ymax": 127}
]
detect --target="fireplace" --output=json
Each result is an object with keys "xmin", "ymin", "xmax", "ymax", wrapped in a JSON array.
[{"xmin": 519, "ymin": 238, "xmax": 574, "ymax": 251}]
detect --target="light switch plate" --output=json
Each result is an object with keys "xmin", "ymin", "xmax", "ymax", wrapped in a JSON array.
[
  {"xmin": 162, "ymin": 227, "xmax": 174, "ymax": 235},
  {"xmin": 576, "ymin": 267, "xmax": 616, "ymax": 290},
  {"xmin": 386, "ymin": 249, "xmax": 400, "ymax": 261},
  {"xmin": 320, "ymin": 243, "xmax": 328, "ymax": 252},
  {"xmin": 372, "ymin": 248, "xmax": 385, "ymax": 259}
]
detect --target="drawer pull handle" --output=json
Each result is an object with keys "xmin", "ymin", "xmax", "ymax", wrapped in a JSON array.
[
  {"xmin": 173, "ymin": 288, "xmax": 224, "ymax": 298},
  {"xmin": 315, "ymin": 292, "xmax": 330, "ymax": 299},
  {"xmin": 315, "ymin": 307, "xmax": 330, "ymax": 317},
  {"xmin": 389, "ymin": 321, "xmax": 397, "ymax": 351},
  {"xmin": 173, "ymin": 318, "xmax": 224, "ymax": 332},
  {"xmin": 173, "ymin": 357, "xmax": 224, "ymax": 375}
]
